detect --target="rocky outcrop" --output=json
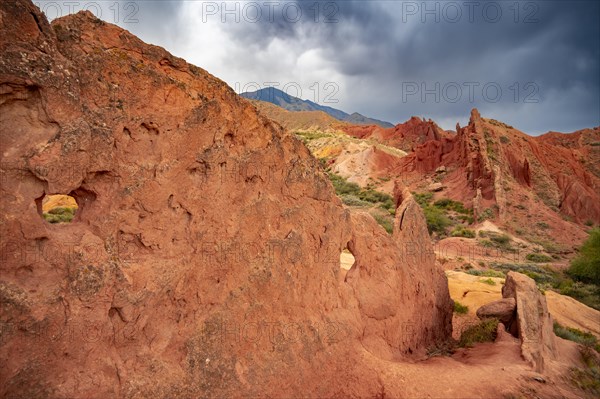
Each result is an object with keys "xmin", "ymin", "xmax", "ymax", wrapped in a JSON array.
[
  {"xmin": 428, "ymin": 182, "xmax": 445, "ymax": 192},
  {"xmin": 343, "ymin": 116, "xmax": 445, "ymax": 152},
  {"xmin": 476, "ymin": 298, "xmax": 516, "ymax": 326},
  {"xmin": 391, "ymin": 109, "xmax": 497, "ymax": 206},
  {"xmin": 502, "ymin": 272, "xmax": 557, "ymax": 373},
  {"xmin": 346, "ymin": 204, "xmax": 453, "ymax": 360},
  {"xmin": 0, "ymin": 1, "xmax": 452, "ymax": 397},
  {"xmin": 386, "ymin": 109, "xmax": 598, "ymax": 246},
  {"xmin": 534, "ymin": 128, "xmax": 600, "ymax": 224},
  {"xmin": 476, "ymin": 298, "xmax": 517, "ymax": 336}
]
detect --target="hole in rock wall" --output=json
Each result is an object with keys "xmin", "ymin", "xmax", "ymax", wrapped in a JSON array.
[
  {"xmin": 340, "ymin": 245, "xmax": 356, "ymax": 281},
  {"xmin": 39, "ymin": 194, "xmax": 78, "ymax": 224}
]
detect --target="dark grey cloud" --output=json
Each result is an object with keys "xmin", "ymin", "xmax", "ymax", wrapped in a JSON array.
[{"xmin": 35, "ymin": 0, "xmax": 599, "ymax": 134}]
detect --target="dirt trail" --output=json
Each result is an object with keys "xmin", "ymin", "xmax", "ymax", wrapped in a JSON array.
[{"xmin": 360, "ymin": 334, "xmax": 585, "ymax": 399}]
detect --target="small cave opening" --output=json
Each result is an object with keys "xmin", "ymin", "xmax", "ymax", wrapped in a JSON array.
[
  {"xmin": 339, "ymin": 243, "xmax": 356, "ymax": 282},
  {"xmin": 39, "ymin": 194, "xmax": 78, "ymax": 224}
]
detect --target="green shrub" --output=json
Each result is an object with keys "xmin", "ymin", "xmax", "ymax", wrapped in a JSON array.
[
  {"xmin": 339, "ymin": 194, "xmax": 370, "ymax": 207},
  {"xmin": 434, "ymin": 198, "xmax": 471, "ymax": 215},
  {"xmin": 328, "ymin": 173, "xmax": 395, "ymax": 212},
  {"xmin": 372, "ymin": 213, "xmax": 394, "ymax": 235},
  {"xmin": 42, "ymin": 207, "xmax": 76, "ymax": 224},
  {"xmin": 413, "ymin": 192, "xmax": 433, "ymax": 207},
  {"xmin": 423, "ymin": 205, "xmax": 452, "ymax": 235},
  {"xmin": 491, "ymin": 263, "xmax": 556, "ymax": 285},
  {"xmin": 526, "ymin": 253, "xmax": 553, "ymax": 263},
  {"xmin": 480, "ymin": 278, "xmax": 496, "ymax": 286},
  {"xmin": 459, "ymin": 318, "xmax": 499, "ymax": 347},
  {"xmin": 453, "ymin": 301, "xmax": 469, "ymax": 314},
  {"xmin": 328, "ymin": 173, "xmax": 361, "ymax": 196},
  {"xmin": 553, "ymin": 322, "xmax": 598, "ymax": 349},
  {"xmin": 568, "ymin": 228, "xmax": 600, "ymax": 285},
  {"xmin": 451, "ymin": 226, "xmax": 476, "ymax": 238},
  {"xmin": 359, "ymin": 190, "xmax": 394, "ymax": 211},
  {"xmin": 568, "ymin": 342, "xmax": 600, "ymax": 395},
  {"xmin": 479, "ymin": 239, "xmax": 493, "ymax": 248},
  {"xmin": 466, "ymin": 269, "xmax": 505, "ymax": 278},
  {"xmin": 490, "ymin": 234, "xmax": 510, "ymax": 245},
  {"xmin": 457, "ymin": 214, "xmax": 475, "ymax": 224},
  {"xmin": 585, "ymin": 220, "xmax": 594, "ymax": 227},
  {"xmin": 556, "ymin": 280, "xmax": 600, "ymax": 311},
  {"xmin": 570, "ymin": 363, "xmax": 600, "ymax": 394},
  {"xmin": 478, "ymin": 208, "xmax": 494, "ymax": 221},
  {"xmin": 478, "ymin": 231, "xmax": 514, "ymax": 251},
  {"xmin": 434, "ymin": 198, "xmax": 452, "ymax": 208},
  {"xmin": 295, "ymin": 131, "xmax": 331, "ymax": 142}
]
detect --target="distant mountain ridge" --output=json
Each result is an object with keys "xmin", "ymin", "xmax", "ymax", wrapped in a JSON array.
[{"xmin": 240, "ymin": 87, "xmax": 394, "ymax": 128}]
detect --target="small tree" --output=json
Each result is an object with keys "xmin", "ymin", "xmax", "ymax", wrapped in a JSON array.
[{"xmin": 568, "ymin": 228, "xmax": 600, "ymax": 285}]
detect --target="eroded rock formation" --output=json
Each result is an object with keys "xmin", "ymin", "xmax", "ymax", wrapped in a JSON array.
[
  {"xmin": 476, "ymin": 297, "xmax": 516, "ymax": 327},
  {"xmin": 0, "ymin": 1, "xmax": 452, "ymax": 397},
  {"xmin": 502, "ymin": 272, "xmax": 557, "ymax": 373},
  {"xmin": 343, "ymin": 116, "xmax": 445, "ymax": 153}
]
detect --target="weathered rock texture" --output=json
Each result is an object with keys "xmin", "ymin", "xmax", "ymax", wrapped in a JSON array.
[
  {"xmin": 343, "ymin": 116, "xmax": 445, "ymax": 152},
  {"xmin": 502, "ymin": 272, "xmax": 557, "ymax": 373},
  {"xmin": 262, "ymin": 91, "xmax": 599, "ymax": 252},
  {"xmin": 476, "ymin": 297, "xmax": 516, "ymax": 326},
  {"xmin": 0, "ymin": 1, "xmax": 452, "ymax": 397},
  {"xmin": 345, "ymin": 108, "xmax": 599, "ymax": 251}
]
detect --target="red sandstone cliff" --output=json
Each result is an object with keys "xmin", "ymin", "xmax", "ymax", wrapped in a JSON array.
[
  {"xmin": 363, "ymin": 110, "xmax": 599, "ymax": 247},
  {"xmin": 0, "ymin": 1, "xmax": 452, "ymax": 397}
]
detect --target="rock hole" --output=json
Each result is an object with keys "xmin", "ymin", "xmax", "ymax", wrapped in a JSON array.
[
  {"xmin": 40, "ymin": 194, "xmax": 78, "ymax": 224},
  {"xmin": 340, "ymin": 243, "xmax": 356, "ymax": 282}
]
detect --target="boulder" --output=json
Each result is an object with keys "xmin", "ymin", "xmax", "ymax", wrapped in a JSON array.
[
  {"xmin": 428, "ymin": 182, "xmax": 445, "ymax": 192},
  {"xmin": 476, "ymin": 298, "xmax": 516, "ymax": 325},
  {"xmin": 502, "ymin": 272, "xmax": 557, "ymax": 372}
]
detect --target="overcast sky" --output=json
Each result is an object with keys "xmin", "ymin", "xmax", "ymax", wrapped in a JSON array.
[{"xmin": 36, "ymin": 0, "xmax": 599, "ymax": 134}]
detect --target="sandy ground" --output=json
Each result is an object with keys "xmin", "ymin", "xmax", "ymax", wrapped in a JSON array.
[
  {"xmin": 336, "ymin": 254, "xmax": 596, "ymax": 397},
  {"xmin": 546, "ymin": 290, "xmax": 600, "ymax": 338},
  {"xmin": 446, "ymin": 270, "xmax": 505, "ymax": 339},
  {"xmin": 359, "ymin": 331, "xmax": 586, "ymax": 399},
  {"xmin": 340, "ymin": 250, "xmax": 355, "ymax": 271},
  {"xmin": 331, "ymin": 269, "xmax": 594, "ymax": 398},
  {"xmin": 447, "ymin": 270, "xmax": 600, "ymax": 339},
  {"xmin": 42, "ymin": 194, "xmax": 78, "ymax": 212},
  {"xmin": 344, "ymin": 255, "xmax": 598, "ymax": 339}
]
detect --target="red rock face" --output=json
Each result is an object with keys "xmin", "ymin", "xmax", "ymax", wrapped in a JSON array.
[
  {"xmin": 0, "ymin": 1, "xmax": 452, "ymax": 397},
  {"xmin": 502, "ymin": 272, "xmax": 557, "ymax": 373},
  {"xmin": 505, "ymin": 151, "xmax": 531, "ymax": 186},
  {"xmin": 342, "ymin": 116, "xmax": 445, "ymax": 152},
  {"xmin": 384, "ymin": 108, "xmax": 599, "ymax": 230},
  {"xmin": 531, "ymin": 130, "xmax": 600, "ymax": 224},
  {"xmin": 394, "ymin": 109, "xmax": 497, "ymax": 204}
]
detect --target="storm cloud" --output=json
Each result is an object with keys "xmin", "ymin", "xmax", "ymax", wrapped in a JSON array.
[{"xmin": 36, "ymin": 0, "xmax": 599, "ymax": 133}]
